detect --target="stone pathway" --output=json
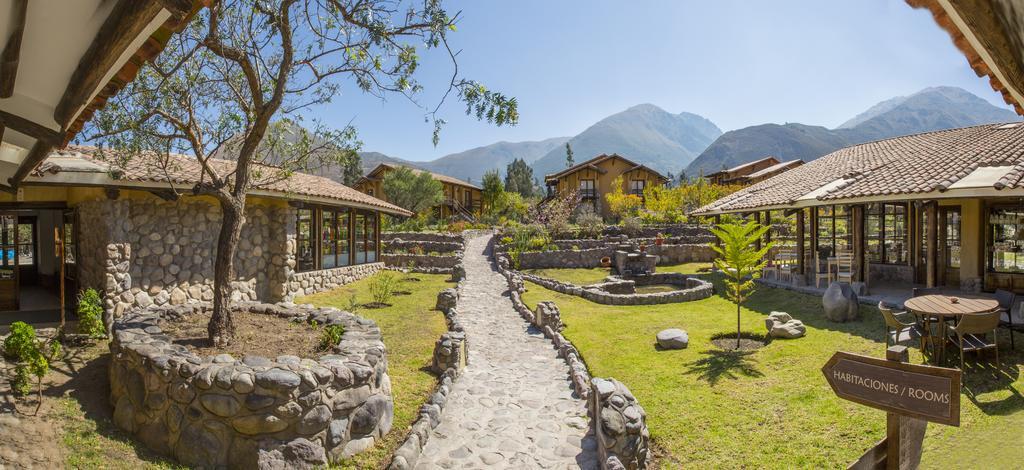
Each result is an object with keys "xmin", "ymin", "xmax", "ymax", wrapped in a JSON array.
[{"xmin": 416, "ymin": 234, "xmax": 597, "ymax": 469}]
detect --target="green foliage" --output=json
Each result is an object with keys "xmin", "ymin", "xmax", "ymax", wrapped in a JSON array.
[
  {"xmin": 481, "ymin": 170, "xmax": 504, "ymax": 212},
  {"xmin": 370, "ymin": 271, "xmax": 399, "ymax": 305},
  {"xmin": 605, "ymin": 176, "xmax": 643, "ymax": 221},
  {"xmin": 4, "ymin": 321, "xmax": 35, "ymax": 360},
  {"xmin": 621, "ymin": 216, "xmax": 643, "ymax": 238},
  {"xmin": 530, "ymin": 190, "xmax": 579, "ymax": 238},
  {"xmin": 504, "ymin": 158, "xmax": 535, "ymax": 198},
  {"xmin": 382, "ymin": 167, "xmax": 444, "ymax": 214},
  {"xmin": 76, "ymin": 289, "xmax": 106, "ymax": 338},
  {"xmin": 500, "ymin": 236, "xmax": 513, "ymax": 244},
  {"xmin": 576, "ymin": 209, "xmax": 604, "ymax": 239},
  {"xmin": 11, "ymin": 364, "xmax": 31, "ymax": 396},
  {"xmin": 318, "ymin": 324, "xmax": 346, "ymax": 352},
  {"xmin": 710, "ymin": 222, "xmax": 772, "ymax": 349},
  {"xmin": 505, "ymin": 224, "xmax": 547, "ymax": 269},
  {"xmin": 565, "ymin": 142, "xmax": 575, "ymax": 168}
]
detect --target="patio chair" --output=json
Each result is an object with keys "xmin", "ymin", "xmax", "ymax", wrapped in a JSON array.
[
  {"xmin": 995, "ymin": 289, "xmax": 1019, "ymax": 350},
  {"xmin": 762, "ymin": 247, "xmax": 779, "ymax": 281},
  {"xmin": 813, "ymin": 252, "xmax": 831, "ymax": 288},
  {"xmin": 835, "ymin": 252, "xmax": 854, "ymax": 284},
  {"xmin": 947, "ymin": 309, "xmax": 1001, "ymax": 370},
  {"xmin": 878, "ymin": 301, "xmax": 926, "ymax": 352}
]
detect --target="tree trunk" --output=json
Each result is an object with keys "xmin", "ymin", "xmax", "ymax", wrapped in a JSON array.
[
  {"xmin": 736, "ymin": 298, "xmax": 741, "ymax": 350},
  {"xmin": 208, "ymin": 193, "xmax": 245, "ymax": 347}
]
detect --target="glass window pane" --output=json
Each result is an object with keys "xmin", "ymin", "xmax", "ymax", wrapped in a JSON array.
[
  {"xmin": 338, "ymin": 210, "xmax": 350, "ymax": 267},
  {"xmin": 355, "ymin": 214, "xmax": 366, "ymax": 264},
  {"xmin": 990, "ymin": 208, "xmax": 1024, "ymax": 272},
  {"xmin": 297, "ymin": 209, "xmax": 315, "ymax": 272},
  {"xmin": 366, "ymin": 214, "xmax": 377, "ymax": 263},
  {"xmin": 322, "ymin": 210, "xmax": 337, "ymax": 269}
]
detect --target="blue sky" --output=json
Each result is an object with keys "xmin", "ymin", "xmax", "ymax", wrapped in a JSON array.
[{"xmin": 310, "ymin": 1, "xmax": 1013, "ymax": 162}]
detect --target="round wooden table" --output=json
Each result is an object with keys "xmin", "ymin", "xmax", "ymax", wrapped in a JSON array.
[{"xmin": 904, "ymin": 294, "xmax": 999, "ymax": 364}]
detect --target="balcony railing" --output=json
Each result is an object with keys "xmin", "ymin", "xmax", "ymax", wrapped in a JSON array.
[{"xmin": 579, "ymin": 189, "xmax": 597, "ymax": 199}]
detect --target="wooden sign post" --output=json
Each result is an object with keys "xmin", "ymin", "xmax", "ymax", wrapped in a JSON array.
[{"xmin": 822, "ymin": 346, "xmax": 961, "ymax": 470}]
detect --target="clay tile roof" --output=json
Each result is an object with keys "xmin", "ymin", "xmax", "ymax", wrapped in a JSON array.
[
  {"xmin": 693, "ymin": 123, "xmax": 1024, "ymax": 215},
  {"xmin": 40, "ymin": 146, "xmax": 413, "ymax": 216}
]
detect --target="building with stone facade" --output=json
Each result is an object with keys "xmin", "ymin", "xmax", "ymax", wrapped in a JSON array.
[
  {"xmin": 0, "ymin": 146, "xmax": 410, "ymax": 325},
  {"xmin": 354, "ymin": 163, "xmax": 482, "ymax": 220},
  {"xmin": 544, "ymin": 153, "xmax": 668, "ymax": 219}
]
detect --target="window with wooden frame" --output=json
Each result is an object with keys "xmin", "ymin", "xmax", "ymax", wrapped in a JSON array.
[
  {"xmin": 944, "ymin": 208, "xmax": 961, "ymax": 269},
  {"xmin": 629, "ymin": 179, "xmax": 645, "ymax": 196},
  {"xmin": 579, "ymin": 179, "xmax": 596, "ymax": 199},
  {"xmin": 296, "ymin": 208, "xmax": 315, "ymax": 272},
  {"xmin": 866, "ymin": 202, "xmax": 908, "ymax": 264},
  {"xmin": 295, "ymin": 206, "xmax": 372, "ymax": 272},
  {"xmin": 815, "ymin": 205, "xmax": 851, "ymax": 257}
]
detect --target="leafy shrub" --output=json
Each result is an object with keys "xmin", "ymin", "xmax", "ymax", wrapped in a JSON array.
[
  {"xmin": 527, "ymin": 237, "xmax": 548, "ymax": 251},
  {"xmin": 622, "ymin": 216, "xmax": 643, "ymax": 238},
  {"xmin": 543, "ymin": 244, "xmax": 559, "ymax": 252},
  {"xmin": 447, "ymin": 220, "xmax": 468, "ymax": 233},
  {"xmin": 369, "ymin": 271, "xmax": 399, "ymax": 305},
  {"xmin": 500, "ymin": 236, "xmax": 513, "ymax": 245},
  {"xmin": 76, "ymin": 288, "xmax": 106, "ymax": 338},
  {"xmin": 11, "ymin": 364, "xmax": 30, "ymax": 396},
  {"xmin": 318, "ymin": 324, "xmax": 345, "ymax": 351},
  {"xmin": 577, "ymin": 210, "xmax": 604, "ymax": 239},
  {"xmin": 3, "ymin": 321, "xmax": 35, "ymax": 360}
]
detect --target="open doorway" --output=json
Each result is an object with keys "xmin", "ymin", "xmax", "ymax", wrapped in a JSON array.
[{"xmin": 0, "ymin": 205, "xmax": 76, "ymax": 328}]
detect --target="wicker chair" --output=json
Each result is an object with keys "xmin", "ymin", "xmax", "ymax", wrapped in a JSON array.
[
  {"xmin": 878, "ymin": 301, "xmax": 925, "ymax": 352},
  {"xmin": 995, "ymin": 289, "xmax": 1018, "ymax": 350},
  {"xmin": 948, "ymin": 309, "xmax": 1001, "ymax": 371}
]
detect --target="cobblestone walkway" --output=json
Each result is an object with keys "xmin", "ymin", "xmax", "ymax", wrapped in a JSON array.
[{"xmin": 416, "ymin": 234, "xmax": 597, "ymax": 469}]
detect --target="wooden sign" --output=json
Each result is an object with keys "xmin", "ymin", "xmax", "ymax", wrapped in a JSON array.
[{"xmin": 822, "ymin": 351, "xmax": 960, "ymax": 426}]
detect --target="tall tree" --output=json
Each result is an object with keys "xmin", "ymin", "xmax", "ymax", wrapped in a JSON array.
[
  {"xmin": 481, "ymin": 170, "xmax": 504, "ymax": 213},
  {"xmin": 504, "ymin": 158, "xmax": 534, "ymax": 198},
  {"xmin": 565, "ymin": 142, "xmax": 574, "ymax": 168},
  {"xmin": 382, "ymin": 167, "xmax": 443, "ymax": 214},
  {"xmin": 341, "ymin": 152, "xmax": 363, "ymax": 186},
  {"xmin": 88, "ymin": 0, "xmax": 518, "ymax": 346}
]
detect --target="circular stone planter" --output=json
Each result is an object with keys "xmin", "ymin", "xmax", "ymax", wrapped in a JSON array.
[
  {"xmin": 520, "ymin": 271, "xmax": 713, "ymax": 305},
  {"xmin": 109, "ymin": 302, "xmax": 393, "ymax": 469}
]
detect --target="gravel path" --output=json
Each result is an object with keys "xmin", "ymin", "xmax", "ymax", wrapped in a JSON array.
[{"xmin": 416, "ymin": 234, "xmax": 597, "ymax": 469}]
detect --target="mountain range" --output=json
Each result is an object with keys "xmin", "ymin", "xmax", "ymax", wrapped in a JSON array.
[
  {"xmin": 358, "ymin": 86, "xmax": 1019, "ymax": 185},
  {"xmin": 685, "ymin": 86, "xmax": 1020, "ymax": 175}
]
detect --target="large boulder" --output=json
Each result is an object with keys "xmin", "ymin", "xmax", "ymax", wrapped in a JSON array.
[
  {"xmin": 655, "ymin": 328, "xmax": 688, "ymax": 350},
  {"xmin": 823, "ymin": 282, "xmax": 860, "ymax": 323},
  {"xmin": 764, "ymin": 311, "xmax": 806, "ymax": 339}
]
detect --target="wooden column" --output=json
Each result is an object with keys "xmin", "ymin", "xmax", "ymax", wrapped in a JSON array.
[
  {"xmin": 796, "ymin": 209, "xmax": 806, "ymax": 276},
  {"xmin": 926, "ymin": 202, "xmax": 938, "ymax": 288},
  {"xmin": 810, "ymin": 207, "xmax": 819, "ymax": 272},
  {"xmin": 754, "ymin": 212, "xmax": 762, "ymax": 250},
  {"xmin": 852, "ymin": 205, "xmax": 865, "ymax": 282}
]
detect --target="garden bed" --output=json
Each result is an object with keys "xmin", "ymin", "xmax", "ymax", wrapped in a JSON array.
[{"xmin": 161, "ymin": 309, "xmax": 321, "ymax": 359}]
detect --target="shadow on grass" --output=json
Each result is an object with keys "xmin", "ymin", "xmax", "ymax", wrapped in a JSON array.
[{"xmin": 684, "ymin": 348, "xmax": 764, "ymax": 386}]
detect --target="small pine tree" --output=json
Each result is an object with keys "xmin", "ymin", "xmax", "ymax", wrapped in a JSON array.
[
  {"xmin": 565, "ymin": 142, "xmax": 575, "ymax": 168},
  {"xmin": 710, "ymin": 222, "xmax": 772, "ymax": 349}
]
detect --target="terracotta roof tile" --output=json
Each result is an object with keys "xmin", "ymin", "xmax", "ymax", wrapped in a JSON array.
[
  {"xmin": 694, "ymin": 123, "xmax": 1024, "ymax": 214},
  {"xmin": 41, "ymin": 146, "xmax": 412, "ymax": 216}
]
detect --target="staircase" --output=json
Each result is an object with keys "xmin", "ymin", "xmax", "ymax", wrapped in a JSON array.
[{"xmin": 446, "ymin": 197, "xmax": 477, "ymax": 223}]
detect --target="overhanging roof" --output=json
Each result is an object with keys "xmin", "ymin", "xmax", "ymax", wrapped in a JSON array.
[
  {"xmin": 909, "ymin": 0, "xmax": 1024, "ymax": 114},
  {"xmin": 0, "ymin": 0, "xmax": 204, "ymax": 192}
]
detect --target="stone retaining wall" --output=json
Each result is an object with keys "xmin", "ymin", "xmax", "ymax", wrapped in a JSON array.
[
  {"xmin": 284, "ymin": 263, "xmax": 384, "ymax": 301},
  {"xmin": 603, "ymin": 224, "xmax": 713, "ymax": 241},
  {"xmin": 516, "ymin": 247, "xmax": 612, "ymax": 269},
  {"xmin": 382, "ymin": 231, "xmax": 466, "ymax": 242},
  {"xmin": 518, "ymin": 270, "xmax": 714, "ymax": 305},
  {"xmin": 109, "ymin": 302, "xmax": 393, "ymax": 469},
  {"xmin": 647, "ymin": 244, "xmax": 716, "ymax": 264},
  {"xmin": 381, "ymin": 254, "xmax": 459, "ymax": 271},
  {"xmin": 383, "ymin": 240, "xmax": 463, "ymax": 254},
  {"xmin": 386, "ymin": 233, "xmax": 478, "ymax": 470},
  {"xmin": 495, "ymin": 249, "xmax": 651, "ymax": 470}
]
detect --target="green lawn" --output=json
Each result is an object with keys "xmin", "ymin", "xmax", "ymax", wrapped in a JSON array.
[
  {"xmin": 298, "ymin": 271, "xmax": 452, "ymax": 469},
  {"xmin": 520, "ymin": 267, "xmax": 1024, "ymax": 469}
]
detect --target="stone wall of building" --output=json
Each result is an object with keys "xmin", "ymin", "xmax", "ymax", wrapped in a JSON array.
[
  {"xmin": 76, "ymin": 195, "xmax": 290, "ymax": 316},
  {"xmin": 284, "ymin": 263, "xmax": 384, "ymax": 301},
  {"xmin": 109, "ymin": 302, "xmax": 393, "ymax": 468},
  {"xmin": 868, "ymin": 263, "xmax": 914, "ymax": 284}
]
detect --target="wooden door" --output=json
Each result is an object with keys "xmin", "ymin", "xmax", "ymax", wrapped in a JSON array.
[{"xmin": 0, "ymin": 214, "xmax": 19, "ymax": 310}]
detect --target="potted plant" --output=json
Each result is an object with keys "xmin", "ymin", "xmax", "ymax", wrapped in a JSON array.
[
  {"xmin": 600, "ymin": 256, "xmax": 612, "ymax": 267},
  {"xmin": 655, "ymin": 232, "xmax": 665, "ymax": 246}
]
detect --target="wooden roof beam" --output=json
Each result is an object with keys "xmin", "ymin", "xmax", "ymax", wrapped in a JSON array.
[
  {"xmin": 53, "ymin": 0, "xmax": 165, "ymax": 128},
  {"xmin": 0, "ymin": 0, "xmax": 27, "ymax": 98},
  {"xmin": 0, "ymin": 110, "xmax": 62, "ymax": 146},
  {"xmin": 8, "ymin": 141, "xmax": 54, "ymax": 189}
]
